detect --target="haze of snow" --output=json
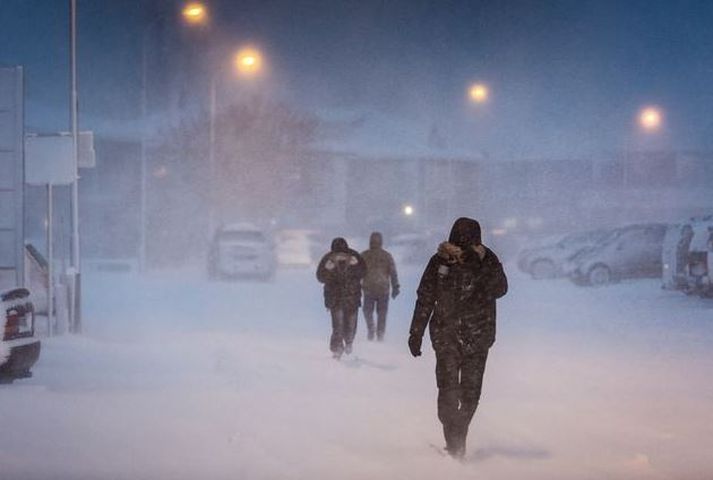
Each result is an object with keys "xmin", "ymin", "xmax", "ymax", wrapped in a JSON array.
[{"xmin": 1, "ymin": 263, "xmax": 712, "ymax": 480}]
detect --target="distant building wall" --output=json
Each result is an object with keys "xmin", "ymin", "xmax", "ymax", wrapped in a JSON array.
[{"xmin": 0, "ymin": 67, "xmax": 24, "ymax": 289}]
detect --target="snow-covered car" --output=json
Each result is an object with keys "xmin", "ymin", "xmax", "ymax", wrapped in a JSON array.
[
  {"xmin": 564, "ymin": 224, "xmax": 668, "ymax": 286},
  {"xmin": 517, "ymin": 229, "xmax": 611, "ymax": 279},
  {"xmin": 275, "ymin": 229, "xmax": 322, "ymax": 268},
  {"xmin": 1, "ymin": 288, "xmax": 41, "ymax": 383},
  {"xmin": 207, "ymin": 224, "xmax": 276, "ymax": 281}
]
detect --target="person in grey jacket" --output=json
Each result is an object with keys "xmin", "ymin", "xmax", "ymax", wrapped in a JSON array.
[{"xmin": 361, "ymin": 232, "xmax": 399, "ymax": 341}]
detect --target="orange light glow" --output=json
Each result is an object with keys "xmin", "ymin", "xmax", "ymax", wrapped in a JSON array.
[
  {"xmin": 182, "ymin": 3, "xmax": 207, "ymax": 25},
  {"xmin": 234, "ymin": 48, "xmax": 264, "ymax": 75},
  {"xmin": 468, "ymin": 83, "xmax": 489, "ymax": 103},
  {"xmin": 639, "ymin": 106, "xmax": 663, "ymax": 131}
]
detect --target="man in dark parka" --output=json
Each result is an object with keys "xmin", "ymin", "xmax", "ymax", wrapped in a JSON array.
[
  {"xmin": 317, "ymin": 237, "xmax": 367, "ymax": 358},
  {"xmin": 408, "ymin": 217, "xmax": 508, "ymax": 458}
]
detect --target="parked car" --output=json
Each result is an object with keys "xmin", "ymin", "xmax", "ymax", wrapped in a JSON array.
[
  {"xmin": 207, "ymin": 224, "xmax": 276, "ymax": 281},
  {"xmin": 275, "ymin": 229, "xmax": 322, "ymax": 268},
  {"xmin": 517, "ymin": 229, "xmax": 611, "ymax": 279},
  {"xmin": 1, "ymin": 287, "xmax": 41, "ymax": 383},
  {"xmin": 564, "ymin": 224, "xmax": 668, "ymax": 286}
]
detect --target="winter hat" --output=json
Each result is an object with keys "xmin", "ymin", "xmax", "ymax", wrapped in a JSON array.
[
  {"xmin": 448, "ymin": 217, "xmax": 482, "ymax": 247},
  {"xmin": 331, "ymin": 237, "xmax": 349, "ymax": 253},
  {"xmin": 369, "ymin": 232, "xmax": 383, "ymax": 249}
]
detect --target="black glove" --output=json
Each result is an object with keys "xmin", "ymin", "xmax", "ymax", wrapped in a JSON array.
[
  {"xmin": 391, "ymin": 285, "xmax": 400, "ymax": 299},
  {"xmin": 408, "ymin": 333, "xmax": 423, "ymax": 357}
]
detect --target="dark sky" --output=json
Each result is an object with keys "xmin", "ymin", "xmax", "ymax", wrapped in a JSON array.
[{"xmin": 2, "ymin": 0, "xmax": 713, "ymax": 157}]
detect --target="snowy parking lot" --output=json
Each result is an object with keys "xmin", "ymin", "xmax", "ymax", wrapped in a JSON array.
[{"xmin": 2, "ymin": 264, "xmax": 712, "ymax": 480}]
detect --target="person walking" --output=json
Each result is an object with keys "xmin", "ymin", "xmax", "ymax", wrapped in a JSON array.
[
  {"xmin": 408, "ymin": 217, "xmax": 508, "ymax": 458},
  {"xmin": 317, "ymin": 237, "xmax": 366, "ymax": 359},
  {"xmin": 361, "ymin": 232, "xmax": 400, "ymax": 341}
]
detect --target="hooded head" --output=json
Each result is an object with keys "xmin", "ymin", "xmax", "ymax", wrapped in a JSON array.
[
  {"xmin": 369, "ymin": 231, "xmax": 383, "ymax": 249},
  {"xmin": 331, "ymin": 237, "xmax": 349, "ymax": 253},
  {"xmin": 448, "ymin": 217, "xmax": 482, "ymax": 248}
]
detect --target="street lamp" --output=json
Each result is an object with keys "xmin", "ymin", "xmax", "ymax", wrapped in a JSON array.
[
  {"xmin": 639, "ymin": 106, "xmax": 663, "ymax": 132},
  {"xmin": 468, "ymin": 83, "xmax": 489, "ymax": 104},
  {"xmin": 181, "ymin": 2, "xmax": 208, "ymax": 25},
  {"xmin": 234, "ymin": 47, "xmax": 264, "ymax": 76}
]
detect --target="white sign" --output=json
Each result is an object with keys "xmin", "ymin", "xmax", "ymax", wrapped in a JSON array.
[{"xmin": 25, "ymin": 132, "xmax": 95, "ymax": 186}]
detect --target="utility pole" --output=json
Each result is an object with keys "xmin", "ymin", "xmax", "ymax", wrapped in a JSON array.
[
  {"xmin": 139, "ymin": 28, "xmax": 148, "ymax": 272},
  {"xmin": 69, "ymin": 0, "xmax": 82, "ymax": 333}
]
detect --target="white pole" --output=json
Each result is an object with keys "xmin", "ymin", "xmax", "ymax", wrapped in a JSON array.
[
  {"xmin": 69, "ymin": 0, "xmax": 81, "ymax": 333},
  {"xmin": 47, "ymin": 183, "xmax": 54, "ymax": 336}
]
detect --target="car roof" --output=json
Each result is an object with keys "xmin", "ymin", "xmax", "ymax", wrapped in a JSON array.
[{"xmin": 220, "ymin": 223, "xmax": 263, "ymax": 232}]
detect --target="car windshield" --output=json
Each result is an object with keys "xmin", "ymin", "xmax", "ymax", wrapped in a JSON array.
[{"xmin": 558, "ymin": 230, "xmax": 605, "ymax": 248}]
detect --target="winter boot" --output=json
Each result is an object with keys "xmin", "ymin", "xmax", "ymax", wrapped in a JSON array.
[
  {"xmin": 344, "ymin": 343, "xmax": 353, "ymax": 355},
  {"xmin": 443, "ymin": 424, "xmax": 466, "ymax": 459}
]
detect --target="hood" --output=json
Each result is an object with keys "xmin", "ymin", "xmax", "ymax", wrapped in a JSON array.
[
  {"xmin": 331, "ymin": 237, "xmax": 349, "ymax": 253},
  {"xmin": 448, "ymin": 217, "xmax": 482, "ymax": 248},
  {"xmin": 369, "ymin": 232, "xmax": 383, "ymax": 249}
]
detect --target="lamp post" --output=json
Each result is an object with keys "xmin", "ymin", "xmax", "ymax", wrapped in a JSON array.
[
  {"xmin": 207, "ymin": 46, "xmax": 264, "ymax": 232},
  {"xmin": 68, "ymin": 0, "xmax": 82, "ymax": 333}
]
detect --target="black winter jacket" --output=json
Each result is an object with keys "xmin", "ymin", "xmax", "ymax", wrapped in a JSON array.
[
  {"xmin": 316, "ymin": 248, "xmax": 366, "ymax": 310},
  {"xmin": 409, "ymin": 242, "xmax": 508, "ymax": 354}
]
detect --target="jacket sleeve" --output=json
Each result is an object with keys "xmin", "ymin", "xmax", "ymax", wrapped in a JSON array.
[
  {"xmin": 316, "ymin": 253, "xmax": 333, "ymax": 284},
  {"xmin": 388, "ymin": 252, "xmax": 400, "ymax": 289},
  {"xmin": 480, "ymin": 249, "xmax": 508, "ymax": 300},
  {"xmin": 409, "ymin": 256, "xmax": 439, "ymax": 337}
]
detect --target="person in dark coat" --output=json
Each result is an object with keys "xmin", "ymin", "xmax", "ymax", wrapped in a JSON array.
[
  {"xmin": 408, "ymin": 217, "xmax": 508, "ymax": 458},
  {"xmin": 361, "ymin": 232, "xmax": 400, "ymax": 341},
  {"xmin": 317, "ymin": 237, "xmax": 367, "ymax": 358}
]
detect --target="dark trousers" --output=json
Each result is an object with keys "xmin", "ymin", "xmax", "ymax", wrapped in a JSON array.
[
  {"xmin": 435, "ymin": 347, "xmax": 489, "ymax": 455},
  {"xmin": 363, "ymin": 292, "xmax": 389, "ymax": 340},
  {"xmin": 330, "ymin": 306, "xmax": 358, "ymax": 354}
]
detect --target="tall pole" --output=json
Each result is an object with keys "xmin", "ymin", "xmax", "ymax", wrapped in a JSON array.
[
  {"xmin": 208, "ymin": 74, "xmax": 216, "ymax": 233},
  {"xmin": 139, "ymin": 29, "xmax": 148, "ymax": 272},
  {"xmin": 69, "ymin": 0, "xmax": 81, "ymax": 333},
  {"xmin": 47, "ymin": 183, "xmax": 54, "ymax": 336}
]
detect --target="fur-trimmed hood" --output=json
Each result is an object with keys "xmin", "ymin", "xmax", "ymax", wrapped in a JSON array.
[{"xmin": 437, "ymin": 242, "xmax": 466, "ymax": 264}]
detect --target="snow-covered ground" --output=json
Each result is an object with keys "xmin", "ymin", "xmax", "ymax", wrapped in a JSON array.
[{"xmin": 1, "ymin": 264, "xmax": 712, "ymax": 480}]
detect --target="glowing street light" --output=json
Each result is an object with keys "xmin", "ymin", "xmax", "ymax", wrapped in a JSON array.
[
  {"xmin": 639, "ymin": 106, "xmax": 663, "ymax": 132},
  {"xmin": 403, "ymin": 205, "xmax": 415, "ymax": 216},
  {"xmin": 468, "ymin": 83, "xmax": 489, "ymax": 104},
  {"xmin": 182, "ymin": 2, "xmax": 208, "ymax": 25},
  {"xmin": 234, "ymin": 48, "xmax": 263, "ymax": 76}
]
